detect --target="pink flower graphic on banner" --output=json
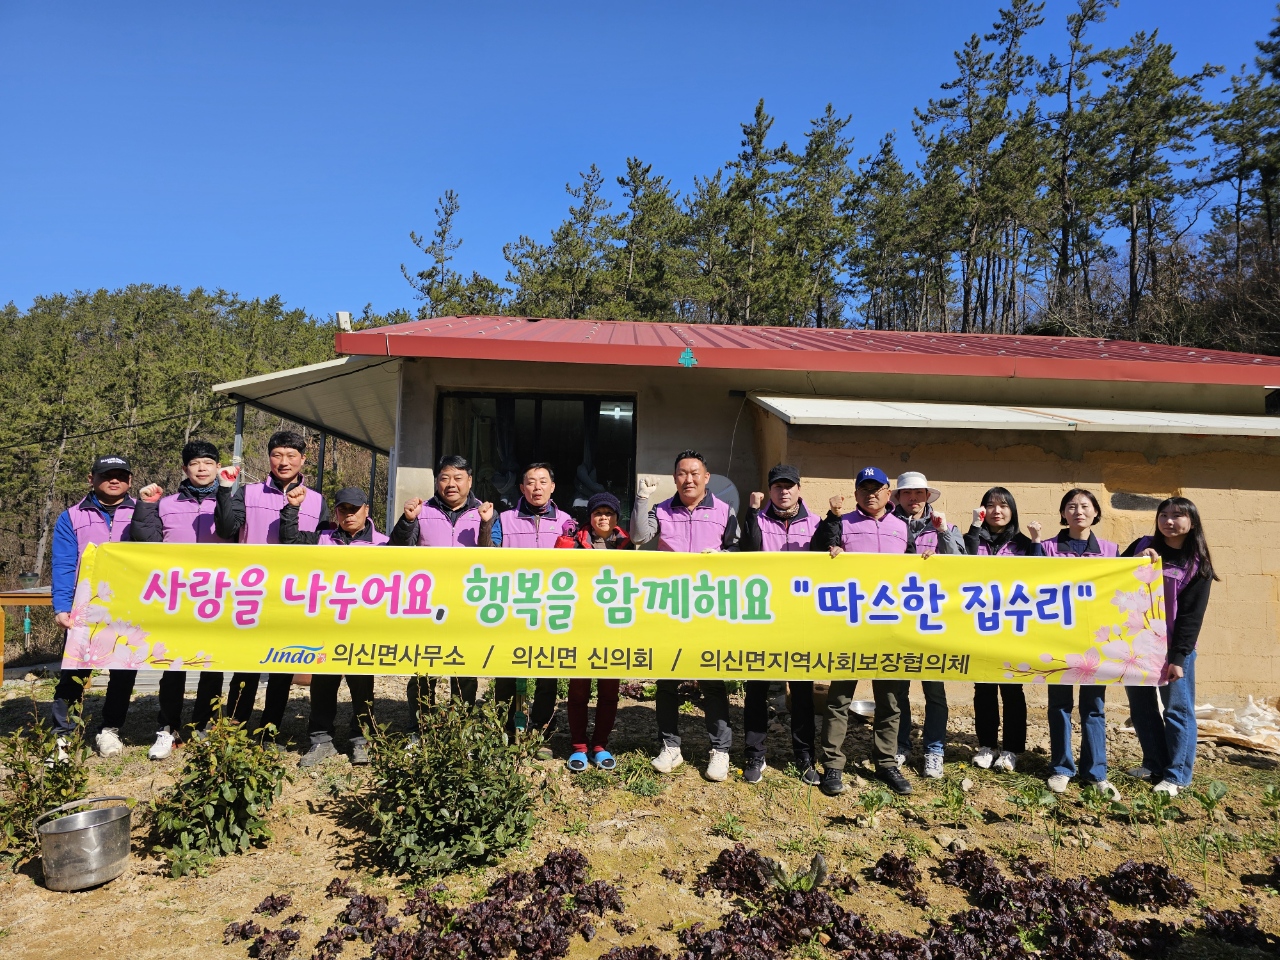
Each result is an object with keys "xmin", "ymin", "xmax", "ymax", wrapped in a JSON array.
[
  {"xmin": 1134, "ymin": 564, "xmax": 1161, "ymax": 584},
  {"xmin": 1061, "ymin": 648, "xmax": 1102, "ymax": 685},
  {"xmin": 1125, "ymin": 609, "xmax": 1147, "ymax": 632},
  {"xmin": 1111, "ymin": 588, "xmax": 1149, "ymax": 614},
  {"xmin": 1099, "ymin": 631, "xmax": 1165, "ymax": 683},
  {"xmin": 96, "ymin": 582, "xmax": 114, "ymax": 602},
  {"xmin": 1094, "ymin": 625, "xmax": 1113, "ymax": 644},
  {"xmin": 114, "ymin": 639, "xmax": 151, "ymax": 669}
]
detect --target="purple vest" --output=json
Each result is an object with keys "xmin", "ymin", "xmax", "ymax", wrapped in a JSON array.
[
  {"xmin": 418, "ymin": 502, "xmax": 482, "ymax": 547},
  {"xmin": 158, "ymin": 492, "xmax": 229, "ymax": 544},
  {"xmin": 243, "ymin": 480, "xmax": 323, "ymax": 544},
  {"xmin": 837, "ymin": 509, "xmax": 910, "ymax": 554},
  {"xmin": 499, "ymin": 501, "xmax": 574, "ymax": 548},
  {"xmin": 654, "ymin": 495, "xmax": 731, "ymax": 553},
  {"xmin": 68, "ymin": 498, "xmax": 135, "ymax": 556},
  {"xmin": 1041, "ymin": 532, "xmax": 1119, "ymax": 558},
  {"xmin": 1133, "ymin": 535, "xmax": 1201, "ymax": 624},
  {"xmin": 973, "ymin": 535, "xmax": 1033, "ymax": 557},
  {"xmin": 758, "ymin": 503, "xmax": 820, "ymax": 552},
  {"xmin": 318, "ymin": 524, "xmax": 389, "ymax": 546}
]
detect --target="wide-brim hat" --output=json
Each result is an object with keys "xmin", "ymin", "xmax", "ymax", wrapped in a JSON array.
[{"xmin": 892, "ymin": 471, "xmax": 940, "ymax": 504}]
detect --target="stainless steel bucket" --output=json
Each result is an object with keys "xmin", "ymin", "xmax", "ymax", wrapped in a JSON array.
[{"xmin": 33, "ymin": 796, "xmax": 132, "ymax": 891}]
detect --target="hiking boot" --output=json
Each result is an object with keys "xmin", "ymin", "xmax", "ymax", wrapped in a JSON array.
[
  {"xmin": 993, "ymin": 750, "xmax": 1018, "ymax": 773},
  {"xmin": 972, "ymin": 746, "xmax": 995, "ymax": 769},
  {"xmin": 350, "ymin": 739, "xmax": 370, "ymax": 766},
  {"xmin": 148, "ymin": 729, "xmax": 176, "ymax": 761},
  {"xmin": 705, "ymin": 750, "xmax": 730, "ymax": 782},
  {"xmin": 877, "ymin": 765, "xmax": 913, "ymax": 795},
  {"xmin": 652, "ymin": 745, "xmax": 684, "ymax": 774},
  {"xmin": 300, "ymin": 740, "xmax": 340, "ymax": 768},
  {"xmin": 95, "ymin": 728, "xmax": 124, "ymax": 758},
  {"xmin": 1046, "ymin": 774, "xmax": 1070, "ymax": 794},
  {"xmin": 820, "ymin": 767, "xmax": 846, "ymax": 796},
  {"xmin": 799, "ymin": 765, "xmax": 822, "ymax": 787},
  {"xmin": 923, "ymin": 754, "xmax": 945, "ymax": 779},
  {"xmin": 743, "ymin": 758, "xmax": 766, "ymax": 784}
]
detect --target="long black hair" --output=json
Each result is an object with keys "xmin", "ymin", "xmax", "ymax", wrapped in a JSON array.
[
  {"xmin": 979, "ymin": 486, "xmax": 1022, "ymax": 537},
  {"xmin": 1153, "ymin": 496, "xmax": 1218, "ymax": 581}
]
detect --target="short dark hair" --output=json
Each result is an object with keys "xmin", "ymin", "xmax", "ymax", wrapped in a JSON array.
[
  {"xmin": 267, "ymin": 430, "xmax": 307, "ymax": 455},
  {"xmin": 181, "ymin": 439, "xmax": 221, "ymax": 465},
  {"xmin": 673, "ymin": 450, "xmax": 708, "ymax": 472},
  {"xmin": 521, "ymin": 462, "xmax": 555, "ymax": 483},
  {"xmin": 436, "ymin": 454, "xmax": 473, "ymax": 476},
  {"xmin": 1059, "ymin": 488, "xmax": 1102, "ymax": 525}
]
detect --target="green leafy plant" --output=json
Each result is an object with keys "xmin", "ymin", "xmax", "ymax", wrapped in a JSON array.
[
  {"xmin": 1007, "ymin": 781, "xmax": 1057, "ymax": 826},
  {"xmin": 932, "ymin": 777, "xmax": 978, "ymax": 828},
  {"xmin": 573, "ymin": 769, "xmax": 614, "ymax": 793},
  {"xmin": 856, "ymin": 787, "xmax": 893, "ymax": 828},
  {"xmin": 1188, "ymin": 780, "xmax": 1229, "ymax": 824},
  {"xmin": 363, "ymin": 698, "xmax": 539, "ymax": 877},
  {"xmin": 152, "ymin": 715, "xmax": 289, "ymax": 877},
  {"xmin": 0, "ymin": 697, "xmax": 90, "ymax": 860},
  {"xmin": 614, "ymin": 751, "xmax": 664, "ymax": 797},
  {"xmin": 712, "ymin": 813, "xmax": 746, "ymax": 841}
]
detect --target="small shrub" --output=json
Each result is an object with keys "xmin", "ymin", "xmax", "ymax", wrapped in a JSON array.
[
  {"xmin": 363, "ymin": 698, "xmax": 539, "ymax": 877},
  {"xmin": 152, "ymin": 715, "xmax": 289, "ymax": 877},
  {"xmin": 614, "ymin": 751, "xmax": 664, "ymax": 797},
  {"xmin": 0, "ymin": 705, "xmax": 90, "ymax": 860},
  {"xmin": 1101, "ymin": 860, "xmax": 1196, "ymax": 910}
]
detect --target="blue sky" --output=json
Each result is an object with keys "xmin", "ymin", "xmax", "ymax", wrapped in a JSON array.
[{"xmin": 1, "ymin": 1, "xmax": 1274, "ymax": 318}]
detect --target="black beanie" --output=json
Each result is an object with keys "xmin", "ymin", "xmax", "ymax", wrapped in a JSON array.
[{"xmin": 182, "ymin": 440, "xmax": 221, "ymax": 465}]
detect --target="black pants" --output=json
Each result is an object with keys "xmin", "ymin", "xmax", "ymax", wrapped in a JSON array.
[
  {"xmin": 973, "ymin": 683, "xmax": 1027, "ymax": 753},
  {"xmin": 308, "ymin": 674, "xmax": 375, "ymax": 744},
  {"xmin": 656, "ymin": 679, "xmax": 732, "ymax": 752},
  {"xmin": 743, "ymin": 680, "xmax": 816, "ymax": 764},
  {"xmin": 52, "ymin": 668, "xmax": 134, "ymax": 734},
  {"xmin": 157, "ymin": 671, "xmax": 225, "ymax": 734},
  {"xmin": 406, "ymin": 676, "xmax": 478, "ymax": 726},
  {"xmin": 492, "ymin": 677, "xmax": 557, "ymax": 734},
  {"xmin": 225, "ymin": 672, "xmax": 293, "ymax": 733}
]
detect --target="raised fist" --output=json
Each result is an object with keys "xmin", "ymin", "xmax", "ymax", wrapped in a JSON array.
[
  {"xmin": 1027, "ymin": 520, "xmax": 1043, "ymax": 542},
  {"xmin": 139, "ymin": 483, "xmax": 164, "ymax": 503},
  {"xmin": 749, "ymin": 491, "xmax": 765, "ymax": 510},
  {"xmin": 637, "ymin": 475, "xmax": 660, "ymax": 499},
  {"xmin": 285, "ymin": 484, "xmax": 308, "ymax": 508},
  {"xmin": 478, "ymin": 501, "xmax": 495, "ymax": 523},
  {"xmin": 829, "ymin": 494, "xmax": 846, "ymax": 514},
  {"xmin": 931, "ymin": 510, "xmax": 946, "ymax": 530},
  {"xmin": 971, "ymin": 507, "xmax": 986, "ymax": 526},
  {"xmin": 219, "ymin": 465, "xmax": 241, "ymax": 487},
  {"xmin": 402, "ymin": 497, "xmax": 424, "ymax": 521}
]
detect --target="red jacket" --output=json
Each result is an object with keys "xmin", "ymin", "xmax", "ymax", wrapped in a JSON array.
[{"xmin": 556, "ymin": 526, "xmax": 635, "ymax": 550}]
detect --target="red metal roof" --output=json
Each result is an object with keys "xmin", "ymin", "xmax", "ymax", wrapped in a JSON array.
[{"xmin": 334, "ymin": 316, "xmax": 1280, "ymax": 387}]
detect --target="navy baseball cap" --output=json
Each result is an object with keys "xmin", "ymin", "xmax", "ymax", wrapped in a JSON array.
[
  {"xmin": 855, "ymin": 466, "xmax": 889, "ymax": 488},
  {"xmin": 334, "ymin": 487, "xmax": 369, "ymax": 507},
  {"xmin": 768, "ymin": 464, "xmax": 801, "ymax": 487},
  {"xmin": 92, "ymin": 455, "xmax": 132, "ymax": 476}
]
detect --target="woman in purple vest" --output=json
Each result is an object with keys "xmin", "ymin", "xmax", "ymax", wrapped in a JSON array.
[
  {"xmin": 391, "ymin": 454, "xmax": 496, "ymax": 713},
  {"xmin": 964, "ymin": 486, "xmax": 1043, "ymax": 774},
  {"xmin": 1040, "ymin": 488, "xmax": 1123, "ymax": 800},
  {"xmin": 817, "ymin": 466, "xmax": 915, "ymax": 797},
  {"xmin": 214, "ymin": 430, "xmax": 328, "ymax": 739},
  {"xmin": 485, "ymin": 463, "xmax": 575, "ymax": 756},
  {"xmin": 891, "ymin": 471, "xmax": 963, "ymax": 780},
  {"xmin": 50, "ymin": 455, "xmax": 138, "ymax": 757},
  {"xmin": 279, "ymin": 485, "xmax": 387, "ymax": 766},
  {"xmin": 131, "ymin": 440, "xmax": 230, "ymax": 760},
  {"xmin": 632, "ymin": 450, "xmax": 740, "ymax": 784},
  {"xmin": 739, "ymin": 464, "xmax": 823, "ymax": 785},
  {"xmin": 1122, "ymin": 497, "xmax": 1217, "ymax": 797}
]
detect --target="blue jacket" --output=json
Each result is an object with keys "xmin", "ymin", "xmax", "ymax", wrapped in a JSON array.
[{"xmin": 51, "ymin": 495, "xmax": 131, "ymax": 612}]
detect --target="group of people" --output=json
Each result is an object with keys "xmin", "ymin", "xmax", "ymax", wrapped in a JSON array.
[{"xmin": 48, "ymin": 435, "xmax": 1216, "ymax": 802}]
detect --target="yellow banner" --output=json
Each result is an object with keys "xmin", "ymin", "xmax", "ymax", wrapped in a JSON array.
[{"xmin": 61, "ymin": 543, "xmax": 1168, "ymax": 684}]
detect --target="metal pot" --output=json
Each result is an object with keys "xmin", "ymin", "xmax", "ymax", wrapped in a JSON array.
[{"xmin": 33, "ymin": 796, "xmax": 132, "ymax": 891}]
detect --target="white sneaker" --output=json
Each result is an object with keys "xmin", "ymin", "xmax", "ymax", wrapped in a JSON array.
[
  {"xmin": 1153, "ymin": 780, "xmax": 1180, "ymax": 797},
  {"xmin": 994, "ymin": 750, "xmax": 1017, "ymax": 772},
  {"xmin": 95, "ymin": 728, "xmax": 124, "ymax": 758},
  {"xmin": 652, "ymin": 745, "xmax": 684, "ymax": 774},
  {"xmin": 1127, "ymin": 766, "xmax": 1152, "ymax": 781},
  {"xmin": 972, "ymin": 746, "xmax": 996, "ymax": 769},
  {"xmin": 45, "ymin": 736, "xmax": 69, "ymax": 767},
  {"xmin": 1046, "ymin": 774, "xmax": 1070, "ymax": 794},
  {"xmin": 895, "ymin": 753, "xmax": 907, "ymax": 768},
  {"xmin": 924, "ymin": 754, "xmax": 945, "ymax": 779},
  {"xmin": 149, "ymin": 729, "xmax": 176, "ymax": 761},
  {"xmin": 705, "ymin": 750, "xmax": 731, "ymax": 782},
  {"xmin": 1094, "ymin": 780, "xmax": 1122, "ymax": 802}
]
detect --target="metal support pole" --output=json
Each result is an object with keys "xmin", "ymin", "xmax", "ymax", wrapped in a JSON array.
[
  {"xmin": 232, "ymin": 403, "xmax": 245, "ymax": 466},
  {"xmin": 368, "ymin": 451, "xmax": 377, "ymax": 506},
  {"xmin": 316, "ymin": 433, "xmax": 327, "ymax": 493}
]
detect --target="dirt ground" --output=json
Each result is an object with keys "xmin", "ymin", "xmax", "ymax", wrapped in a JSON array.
[{"xmin": 2, "ymin": 674, "xmax": 1280, "ymax": 959}]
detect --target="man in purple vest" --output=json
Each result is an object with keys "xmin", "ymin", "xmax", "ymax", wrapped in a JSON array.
[
  {"xmin": 279, "ymin": 485, "xmax": 387, "ymax": 766},
  {"xmin": 817, "ymin": 465, "xmax": 916, "ymax": 797},
  {"xmin": 739, "ymin": 464, "xmax": 825, "ymax": 785},
  {"xmin": 214, "ymin": 430, "xmax": 329, "ymax": 738},
  {"xmin": 484, "ymin": 463, "xmax": 574, "ymax": 753},
  {"xmin": 632, "ymin": 450, "xmax": 739, "ymax": 783},
  {"xmin": 390, "ymin": 454, "xmax": 496, "ymax": 711},
  {"xmin": 890, "ymin": 471, "xmax": 962, "ymax": 780},
  {"xmin": 50, "ymin": 455, "xmax": 138, "ymax": 757},
  {"xmin": 130, "ymin": 440, "xmax": 229, "ymax": 759}
]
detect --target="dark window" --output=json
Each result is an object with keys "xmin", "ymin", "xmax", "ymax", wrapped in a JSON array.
[{"xmin": 436, "ymin": 393, "xmax": 636, "ymax": 523}]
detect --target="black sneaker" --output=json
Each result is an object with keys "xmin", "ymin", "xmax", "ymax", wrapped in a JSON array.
[
  {"xmin": 876, "ymin": 764, "xmax": 913, "ymax": 795},
  {"xmin": 800, "ymin": 765, "xmax": 822, "ymax": 787},
  {"xmin": 820, "ymin": 766, "xmax": 846, "ymax": 796},
  {"xmin": 743, "ymin": 758, "xmax": 766, "ymax": 784}
]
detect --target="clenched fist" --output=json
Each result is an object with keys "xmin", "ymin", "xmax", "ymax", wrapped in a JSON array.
[
  {"xmin": 931, "ymin": 510, "xmax": 947, "ymax": 530},
  {"xmin": 219, "ymin": 465, "xmax": 241, "ymax": 487},
  {"xmin": 749, "ymin": 491, "xmax": 764, "ymax": 510},
  {"xmin": 636, "ymin": 475, "xmax": 660, "ymax": 500},
  {"xmin": 971, "ymin": 507, "xmax": 986, "ymax": 526},
  {"xmin": 829, "ymin": 494, "xmax": 846, "ymax": 514},
  {"xmin": 402, "ymin": 497, "xmax": 424, "ymax": 521},
  {"xmin": 1027, "ymin": 520, "xmax": 1043, "ymax": 542},
  {"xmin": 285, "ymin": 484, "xmax": 308, "ymax": 508},
  {"xmin": 139, "ymin": 483, "xmax": 164, "ymax": 503},
  {"xmin": 478, "ymin": 501, "xmax": 495, "ymax": 523}
]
